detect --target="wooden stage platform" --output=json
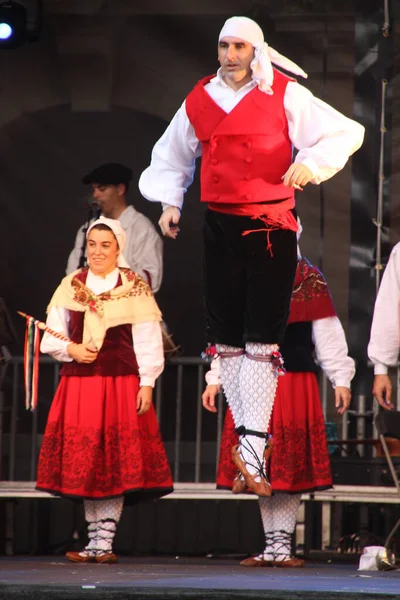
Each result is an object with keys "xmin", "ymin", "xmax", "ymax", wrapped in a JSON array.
[{"xmin": 0, "ymin": 556, "xmax": 400, "ymax": 600}]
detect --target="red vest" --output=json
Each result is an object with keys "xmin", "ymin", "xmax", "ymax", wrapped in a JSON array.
[
  {"xmin": 185, "ymin": 69, "xmax": 294, "ymax": 204},
  {"xmin": 61, "ymin": 269, "xmax": 139, "ymax": 378}
]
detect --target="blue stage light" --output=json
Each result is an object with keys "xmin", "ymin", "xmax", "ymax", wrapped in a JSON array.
[
  {"xmin": 0, "ymin": 22, "xmax": 12, "ymax": 40},
  {"xmin": 0, "ymin": 1, "xmax": 42, "ymax": 49}
]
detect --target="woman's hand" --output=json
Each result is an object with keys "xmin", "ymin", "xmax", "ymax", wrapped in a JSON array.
[
  {"xmin": 335, "ymin": 386, "xmax": 351, "ymax": 415},
  {"xmin": 202, "ymin": 384, "xmax": 221, "ymax": 413},
  {"xmin": 372, "ymin": 374, "xmax": 394, "ymax": 410},
  {"xmin": 137, "ymin": 386, "xmax": 153, "ymax": 415},
  {"xmin": 67, "ymin": 343, "xmax": 98, "ymax": 364}
]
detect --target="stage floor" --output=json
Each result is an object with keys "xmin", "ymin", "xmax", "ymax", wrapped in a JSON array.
[{"xmin": 0, "ymin": 556, "xmax": 400, "ymax": 600}]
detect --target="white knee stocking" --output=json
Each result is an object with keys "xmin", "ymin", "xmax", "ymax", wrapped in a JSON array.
[
  {"xmin": 84, "ymin": 499, "xmax": 97, "ymax": 523},
  {"xmin": 258, "ymin": 494, "xmax": 301, "ymax": 560},
  {"xmin": 216, "ymin": 344, "xmax": 245, "ymax": 428},
  {"xmin": 84, "ymin": 497, "xmax": 124, "ymax": 555},
  {"xmin": 95, "ymin": 497, "xmax": 124, "ymax": 523},
  {"xmin": 239, "ymin": 343, "xmax": 279, "ymax": 477},
  {"xmin": 257, "ymin": 496, "xmax": 275, "ymax": 561},
  {"xmin": 97, "ymin": 520, "xmax": 118, "ymax": 553},
  {"xmin": 83, "ymin": 499, "xmax": 99, "ymax": 555}
]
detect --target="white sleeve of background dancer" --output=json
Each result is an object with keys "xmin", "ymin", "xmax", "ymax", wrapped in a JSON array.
[
  {"xmin": 40, "ymin": 306, "xmax": 73, "ymax": 362},
  {"xmin": 132, "ymin": 321, "xmax": 164, "ymax": 388},
  {"xmin": 205, "ymin": 356, "xmax": 222, "ymax": 386},
  {"xmin": 312, "ymin": 317, "xmax": 355, "ymax": 388},
  {"xmin": 368, "ymin": 243, "xmax": 400, "ymax": 374},
  {"xmin": 66, "ymin": 225, "xmax": 85, "ymax": 275},
  {"xmin": 124, "ymin": 215, "xmax": 163, "ymax": 293},
  {"xmin": 138, "ymin": 101, "xmax": 202, "ymax": 210},
  {"xmin": 285, "ymin": 81, "xmax": 365, "ymax": 184}
]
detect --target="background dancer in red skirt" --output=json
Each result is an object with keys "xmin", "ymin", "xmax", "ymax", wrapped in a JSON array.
[
  {"xmin": 140, "ymin": 15, "xmax": 364, "ymax": 497},
  {"xmin": 203, "ymin": 230, "xmax": 355, "ymax": 567},
  {"xmin": 37, "ymin": 217, "xmax": 172, "ymax": 564}
]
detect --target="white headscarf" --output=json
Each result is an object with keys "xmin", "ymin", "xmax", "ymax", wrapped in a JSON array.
[
  {"xmin": 219, "ymin": 16, "xmax": 308, "ymax": 95},
  {"xmin": 86, "ymin": 216, "xmax": 130, "ymax": 268}
]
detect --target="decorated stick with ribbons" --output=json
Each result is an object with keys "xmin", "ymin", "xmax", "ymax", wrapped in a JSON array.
[
  {"xmin": 18, "ymin": 311, "xmax": 71, "ymax": 411},
  {"xmin": 18, "ymin": 310, "xmax": 180, "ymax": 409}
]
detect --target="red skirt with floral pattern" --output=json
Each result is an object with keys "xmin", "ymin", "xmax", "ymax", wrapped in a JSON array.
[
  {"xmin": 216, "ymin": 372, "xmax": 332, "ymax": 493},
  {"xmin": 36, "ymin": 375, "xmax": 173, "ymax": 503}
]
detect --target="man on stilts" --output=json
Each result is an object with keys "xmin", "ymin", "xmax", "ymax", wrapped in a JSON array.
[{"xmin": 139, "ymin": 16, "xmax": 364, "ymax": 496}]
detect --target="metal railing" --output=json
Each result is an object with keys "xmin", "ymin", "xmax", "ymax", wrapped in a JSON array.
[
  {"xmin": 1, "ymin": 356, "xmax": 400, "ymax": 557},
  {"xmin": 1, "ymin": 355, "xmax": 225, "ymax": 484},
  {"xmin": 0, "ymin": 355, "xmax": 397, "ymax": 485}
]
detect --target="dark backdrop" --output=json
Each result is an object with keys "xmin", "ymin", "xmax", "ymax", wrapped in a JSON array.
[{"xmin": 0, "ymin": 1, "xmax": 398, "ymax": 362}]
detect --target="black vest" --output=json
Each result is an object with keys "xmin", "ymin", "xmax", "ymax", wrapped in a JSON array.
[{"xmin": 281, "ymin": 321, "xmax": 318, "ymax": 373}]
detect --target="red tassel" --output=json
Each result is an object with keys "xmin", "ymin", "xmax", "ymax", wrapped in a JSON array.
[
  {"xmin": 234, "ymin": 199, "xmax": 298, "ymax": 257},
  {"xmin": 271, "ymin": 350, "xmax": 286, "ymax": 376},
  {"xmin": 23, "ymin": 318, "xmax": 31, "ymax": 410},
  {"xmin": 31, "ymin": 321, "xmax": 41, "ymax": 411}
]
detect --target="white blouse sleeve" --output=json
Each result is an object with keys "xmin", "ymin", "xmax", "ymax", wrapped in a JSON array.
[
  {"xmin": 40, "ymin": 306, "xmax": 73, "ymax": 362},
  {"xmin": 312, "ymin": 316, "xmax": 355, "ymax": 388},
  {"xmin": 284, "ymin": 81, "xmax": 365, "ymax": 183},
  {"xmin": 368, "ymin": 244, "xmax": 400, "ymax": 374},
  {"xmin": 132, "ymin": 321, "xmax": 164, "ymax": 387},
  {"xmin": 138, "ymin": 101, "xmax": 202, "ymax": 210},
  {"xmin": 205, "ymin": 356, "xmax": 221, "ymax": 386}
]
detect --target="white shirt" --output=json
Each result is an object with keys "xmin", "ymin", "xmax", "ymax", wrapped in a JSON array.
[
  {"xmin": 40, "ymin": 268, "xmax": 164, "ymax": 387},
  {"xmin": 66, "ymin": 206, "xmax": 164, "ymax": 293},
  {"xmin": 139, "ymin": 71, "xmax": 365, "ymax": 209},
  {"xmin": 205, "ymin": 316, "xmax": 355, "ymax": 389},
  {"xmin": 368, "ymin": 242, "xmax": 400, "ymax": 374}
]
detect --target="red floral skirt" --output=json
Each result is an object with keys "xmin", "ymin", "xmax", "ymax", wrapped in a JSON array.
[
  {"xmin": 36, "ymin": 375, "xmax": 173, "ymax": 503},
  {"xmin": 216, "ymin": 372, "xmax": 332, "ymax": 493}
]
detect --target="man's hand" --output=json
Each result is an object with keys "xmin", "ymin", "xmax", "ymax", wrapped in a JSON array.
[
  {"xmin": 158, "ymin": 206, "xmax": 181, "ymax": 239},
  {"xmin": 137, "ymin": 386, "xmax": 153, "ymax": 415},
  {"xmin": 372, "ymin": 374, "xmax": 394, "ymax": 410},
  {"xmin": 335, "ymin": 386, "xmax": 351, "ymax": 415},
  {"xmin": 67, "ymin": 343, "xmax": 98, "ymax": 364},
  {"xmin": 282, "ymin": 163, "xmax": 313, "ymax": 190},
  {"xmin": 202, "ymin": 384, "xmax": 221, "ymax": 413}
]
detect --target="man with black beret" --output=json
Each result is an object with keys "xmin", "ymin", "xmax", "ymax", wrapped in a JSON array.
[{"xmin": 66, "ymin": 162, "xmax": 163, "ymax": 292}]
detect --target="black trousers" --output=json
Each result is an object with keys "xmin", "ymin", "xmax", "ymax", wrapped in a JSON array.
[{"xmin": 203, "ymin": 208, "xmax": 297, "ymax": 347}]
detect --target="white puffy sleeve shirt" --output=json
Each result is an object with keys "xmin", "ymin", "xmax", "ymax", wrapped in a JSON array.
[
  {"xmin": 139, "ymin": 74, "xmax": 365, "ymax": 210},
  {"xmin": 368, "ymin": 243, "xmax": 400, "ymax": 374},
  {"xmin": 40, "ymin": 268, "xmax": 164, "ymax": 387},
  {"xmin": 206, "ymin": 316, "xmax": 355, "ymax": 389}
]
